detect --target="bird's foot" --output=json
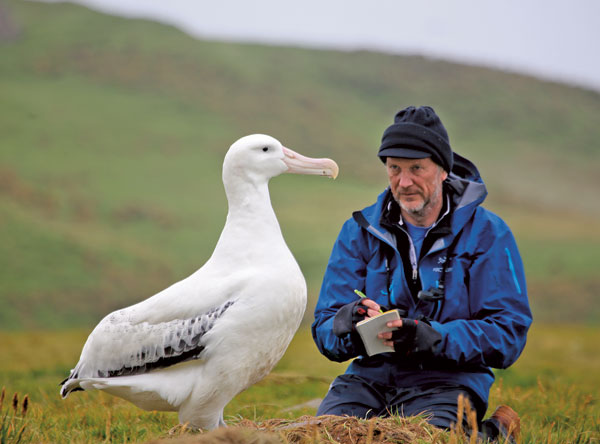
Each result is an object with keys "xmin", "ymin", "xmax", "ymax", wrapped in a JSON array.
[{"xmin": 168, "ymin": 422, "xmax": 192, "ymax": 436}]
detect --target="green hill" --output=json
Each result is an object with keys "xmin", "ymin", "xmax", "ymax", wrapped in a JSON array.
[{"xmin": 1, "ymin": 0, "xmax": 599, "ymax": 329}]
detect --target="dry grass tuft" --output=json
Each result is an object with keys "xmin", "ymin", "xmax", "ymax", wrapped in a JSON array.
[
  {"xmin": 249, "ymin": 415, "xmax": 445, "ymax": 443},
  {"xmin": 147, "ymin": 426, "xmax": 281, "ymax": 444},
  {"xmin": 149, "ymin": 414, "xmax": 454, "ymax": 444}
]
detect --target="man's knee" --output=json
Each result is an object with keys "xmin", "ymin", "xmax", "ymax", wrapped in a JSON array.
[
  {"xmin": 317, "ymin": 374, "xmax": 385, "ymax": 418},
  {"xmin": 317, "ymin": 401, "xmax": 377, "ymax": 418}
]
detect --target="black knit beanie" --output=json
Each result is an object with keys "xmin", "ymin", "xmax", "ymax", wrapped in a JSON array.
[{"xmin": 378, "ymin": 106, "xmax": 454, "ymax": 172}]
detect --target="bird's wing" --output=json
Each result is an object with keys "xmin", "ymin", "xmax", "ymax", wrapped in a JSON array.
[
  {"xmin": 121, "ymin": 261, "xmax": 251, "ymax": 325},
  {"xmin": 61, "ymin": 298, "xmax": 235, "ymax": 393}
]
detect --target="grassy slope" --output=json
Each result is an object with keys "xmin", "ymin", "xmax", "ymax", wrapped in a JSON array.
[{"xmin": 1, "ymin": 0, "xmax": 600, "ymax": 329}]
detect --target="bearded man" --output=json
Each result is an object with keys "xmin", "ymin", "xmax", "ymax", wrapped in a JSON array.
[{"xmin": 312, "ymin": 106, "xmax": 532, "ymax": 442}]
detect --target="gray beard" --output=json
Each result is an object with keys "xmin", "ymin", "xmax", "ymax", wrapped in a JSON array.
[
  {"xmin": 399, "ymin": 199, "xmax": 428, "ymax": 217},
  {"xmin": 396, "ymin": 181, "xmax": 443, "ymax": 221}
]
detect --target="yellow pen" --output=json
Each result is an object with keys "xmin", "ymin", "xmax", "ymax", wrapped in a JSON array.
[{"xmin": 354, "ymin": 289, "xmax": 384, "ymax": 313}]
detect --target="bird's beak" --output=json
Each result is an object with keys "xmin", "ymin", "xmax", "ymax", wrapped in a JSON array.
[{"xmin": 282, "ymin": 147, "xmax": 339, "ymax": 179}]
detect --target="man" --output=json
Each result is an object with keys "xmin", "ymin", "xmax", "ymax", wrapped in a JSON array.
[{"xmin": 312, "ymin": 106, "xmax": 532, "ymax": 441}]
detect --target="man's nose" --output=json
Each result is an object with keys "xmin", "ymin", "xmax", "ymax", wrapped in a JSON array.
[{"xmin": 397, "ymin": 174, "xmax": 413, "ymax": 188}]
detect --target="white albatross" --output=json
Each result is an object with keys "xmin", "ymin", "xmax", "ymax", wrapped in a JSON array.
[{"xmin": 60, "ymin": 134, "xmax": 338, "ymax": 430}]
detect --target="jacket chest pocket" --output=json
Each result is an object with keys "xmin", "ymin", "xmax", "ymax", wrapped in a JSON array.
[{"xmin": 434, "ymin": 252, "xmax": 474, "ymax": 320}]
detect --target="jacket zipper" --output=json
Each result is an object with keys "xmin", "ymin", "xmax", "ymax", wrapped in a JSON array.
[
  {"xmin": 397, "ymin": 224, "xmax": 419, "ymax": 285},
  {"xmin": 400, "ymin": 194, "xmax": 452, "ymax": 285}
]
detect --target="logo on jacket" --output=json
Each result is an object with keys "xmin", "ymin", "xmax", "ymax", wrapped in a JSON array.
[{"xmin": 433, "ymin": 255, "xmax": 453, "ymax": 273}]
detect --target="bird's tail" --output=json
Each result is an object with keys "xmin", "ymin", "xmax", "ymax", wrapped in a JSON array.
[{"xmin": 59, "ymin": 375, "xmax": 85, "ymax": 398}]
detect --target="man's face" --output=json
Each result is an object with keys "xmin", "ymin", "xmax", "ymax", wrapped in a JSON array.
[{"xmin": 386, "ymin": 156, "xmax": 448, "ymax": 218}]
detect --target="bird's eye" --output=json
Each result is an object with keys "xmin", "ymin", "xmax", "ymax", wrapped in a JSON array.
[{"xmin": 262, "ymin": 147, "xmax": 269, "ymax": 152}]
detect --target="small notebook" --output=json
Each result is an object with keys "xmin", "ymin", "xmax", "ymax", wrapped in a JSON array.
[{"xmin": 355, "ymin": 310, "xmax": 400, "ymax": 356}]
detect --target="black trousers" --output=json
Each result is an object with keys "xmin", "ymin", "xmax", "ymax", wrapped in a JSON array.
[{"xmin": 317, "ymin": 374, "xmax": 486, "ymax": 430}]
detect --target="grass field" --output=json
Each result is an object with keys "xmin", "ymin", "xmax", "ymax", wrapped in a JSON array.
[{"xmin": 1, "ymin": 324, "xmax": 598, "ymax": 443}]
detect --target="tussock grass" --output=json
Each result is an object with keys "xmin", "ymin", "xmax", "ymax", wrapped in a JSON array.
[{"xmin": 145, "ymin": 414, "xmax": 457, "ymax": 444}]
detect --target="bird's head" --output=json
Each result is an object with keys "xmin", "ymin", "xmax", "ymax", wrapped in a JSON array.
[{"xmin": 223, "ymin": 134, "xmax": 339, "ymax": 185}]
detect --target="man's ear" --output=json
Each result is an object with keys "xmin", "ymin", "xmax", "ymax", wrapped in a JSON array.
[{"xmin": 440, "ymin": 168, "xmax": 448, "ymax": 181}]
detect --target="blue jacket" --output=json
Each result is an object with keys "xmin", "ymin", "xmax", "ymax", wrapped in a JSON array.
[{"xmin": 312, "ymin": 155, "xmax": 532, "ymax": 407}]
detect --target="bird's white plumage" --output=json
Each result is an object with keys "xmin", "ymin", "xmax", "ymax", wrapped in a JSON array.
[{"xmin": 60, "ymin": 134, "xmax": 338, "ymax": 430}]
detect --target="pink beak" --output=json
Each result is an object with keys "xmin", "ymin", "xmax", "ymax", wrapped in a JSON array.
[{"xmin": 282, "ymin": 147, "xmax": 339, "ymax": 179}]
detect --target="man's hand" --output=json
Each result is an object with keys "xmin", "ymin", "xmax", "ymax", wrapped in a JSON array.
[
  {"xmin": 359, "ymin": 298, "xmax": 384, "ymax": 319},
  {"xmin": 378, "ymin": 318, "xmax": 409, "ymax": 346},
  {"xmin": 332, "ymin": 298, "xmax": 382, "ymax": 338},
  {"xmin": 377, "ymin": 318, "xmax": 442, "ymax": 356}
]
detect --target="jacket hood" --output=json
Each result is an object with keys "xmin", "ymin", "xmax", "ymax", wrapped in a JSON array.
[{"xmin": 362, "ymin": 152, "xmax": 487, "ymax": 237}]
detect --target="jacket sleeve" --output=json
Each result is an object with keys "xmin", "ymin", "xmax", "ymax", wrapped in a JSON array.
[
  {"xmin": 311, "ymin": 218, "xmax": 371, "ymax": 362},
  {"xmin": 430, "ymin": 216, "xmax": 532, "ymax": 369}
]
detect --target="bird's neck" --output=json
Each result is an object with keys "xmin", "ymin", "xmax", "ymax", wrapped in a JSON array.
[
  {"xmin": 212, "ymin": 180, "xmax": 286, "ymax": 261},
  {"xmin": 224, "ymin": 179, "xmax": 280, "ymax": 224}
]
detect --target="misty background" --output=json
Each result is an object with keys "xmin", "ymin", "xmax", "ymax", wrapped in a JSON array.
[{"xmin": 42, "ymin": 0, "xmax": 600, "ymax": 92}]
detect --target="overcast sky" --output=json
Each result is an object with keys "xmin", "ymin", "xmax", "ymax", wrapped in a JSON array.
[{"xmin": 46, "ymin": 0, "xmax": 600, "ymax": 92}]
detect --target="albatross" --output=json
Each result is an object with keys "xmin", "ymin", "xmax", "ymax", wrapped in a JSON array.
[{"xmin": 60, "ymin": 134, "xmax": 338, "ymax": 430}]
